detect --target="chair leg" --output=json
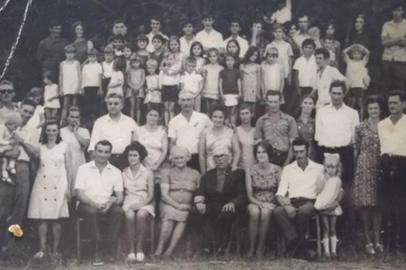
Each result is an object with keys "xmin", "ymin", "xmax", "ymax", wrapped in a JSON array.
[{"xmin": 316, "ymin": 215, "xmax": 322, "ymax": 258}]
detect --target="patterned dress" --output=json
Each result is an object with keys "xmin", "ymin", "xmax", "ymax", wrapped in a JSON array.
[
  {"xmin": 352, "ymin": 120, "xmax": 380, "ymax": 207},
  {"xmin": 249, "ymin": 163, "xmax": 281, "ymax": 203},
  {"xmin": 240, "ymin": 63, "xmax": 260, "ymax": 103}
]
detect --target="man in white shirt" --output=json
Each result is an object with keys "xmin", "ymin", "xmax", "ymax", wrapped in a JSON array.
[
  {"xmin": 315, "ymin": 80, "xmax": 359, "ymax": 187},
  {"xmin": 195, "ymin": 14, "xmax": 223, "ymax": 51},
  {"xmin": 76, "ymin": 140, "xmax": 124, "ymax": 265},
  {"xmin": 293, "ymin": 15, "xmax": 311, "ymax": 49},
  {"xmin": 223, "ymin": 20, "xmax": 249, "ymax": 58},
  {"xmin": 146, "ymin": 17, "xmax": 168, "ymax": 53},
  {"xmin": 313, "ymin": 48, "xmax": 345, "ymax": 108},
  {"xmin": 293, "ymin": 38, "xmax": 318, "ymax": 98},
  {"xmin": 180, "ymin": 21, "xmax": 196, "ymax": 56},
  {"xmin": 378, "ymin": 90, "xmax": 406, "ymax": 250},
  {"xmin": 274, "ymin": 138, "xmax": 324, "ymax": 254},
  {"xmin": 381, "ymin": 4, "xmax": 406, "ymax": 92},
  {"xmin": 0, "ymin": 99, "xmax": 39, "ymax": 253},
  {"xmin": 168, "ymin": 90, "xmax": 212, "ymax": 171},
  {"xmin": 88, "ymin": 93, "xmax": 138, "ymax": 169}
]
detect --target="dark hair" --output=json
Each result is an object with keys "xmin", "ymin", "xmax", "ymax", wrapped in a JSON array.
[
  {"xmin": 210, "ymin": 103, "xmax": 228, "ymax": 119},
  {"xmin": 67, "ymin": 106, "xmax": 81, "ymax": 116},
  {"xmin": 95, "ymin": 140, "xmax": 113, "ymax": 151},
  {"xmin": 392, "ymin": 0, "xmax": 405, "ymax": 11},
  {"xmin": 144, "ymin": 104, "xmax": 162, "ymax": 123},
  {"xmin": 226, "ymin": 39, "xmax": 241, "ymax": 58},
  {"xmin": 329, "ymin": 80, "xmax": 346, "ymax": 93},
  {"xmin": 315, "ymin": 48, "xmax": 330, "ymax": 59},
  {"xmin": 43, "ymin": 71, "xmax": 56, "ymax": 83},
  {"xmin": 190, "ymin": 41, "xmax": 204, "ymax": 58},
  {"xmin": 72, "ymin": 21, "xmax": 86, "ymax": 36},
  {"xmin": 152, "ymin": 34, "xmax": 166, "ymax": 43},
  {"xmin": 388, "ymin": 90, "xmax": 406, "ymax": 102},
  {"xmin": 265, "ymin": 90, "xmax": 282, "ymax": 101},
  {"xmin": 364, "ymin": 95, "xmax": 384, "ymax": 120},
  {"xmin": 39, "ymin": 121, "xmax": 62, "ymax": 145},
  {"xmin": 49, "ymin": 20, "xmax": 62, "ymax": 28},
  {"xmin": 113, "ymin": 57, "xmax": 127, "ymax": 72},
  {"xmin": 20, "ymin": 98, "xmax": 37, "ymax": 109},
  {"xmin": 224, "ymin": 53, "xmax": 238, "ymax": 68},
  {"xmin": 237, "ymin": 103, "xmax": 254, "ymax": 126},
  {"xmin": 292, "ymin": 137, "xmax": 309, "ymax": 151},
  {"xmin": 123, "ymin": 141, "xmax": 148, "ymax": 164},
  {"xmin": 302, "ymin": 38, "xmax": 316, "ymax": 49},
  {"xmin": 242, "ymin": 46, "xmax": 260, "ymax": 64},
  {"xmin": 253, "ymin": 141, "xmax": 273, "ymax": 163}
]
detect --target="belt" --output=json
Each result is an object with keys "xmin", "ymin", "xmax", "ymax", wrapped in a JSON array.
[{"xmin": 321, "ymin": 145, "xmax": 352, "ymax": 151}]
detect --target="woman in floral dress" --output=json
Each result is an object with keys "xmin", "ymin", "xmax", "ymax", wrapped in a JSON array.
[{"xmin": 353, "ymin": 96, "xmax": 383, "ymax": 255}]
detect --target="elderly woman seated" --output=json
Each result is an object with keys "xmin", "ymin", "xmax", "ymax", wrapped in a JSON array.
[
  {"xmin": 154, "ymin": 146, "xmax": 200, "ymax": 258},
  {"xmin": 194, "ymin": 146, "xmax": 247, "ymax": 255}
]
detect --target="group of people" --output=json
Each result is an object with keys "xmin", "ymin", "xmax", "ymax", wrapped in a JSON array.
[{"xmin": 0, "ymin": 0, "xmax": 406, "ymax": 266}]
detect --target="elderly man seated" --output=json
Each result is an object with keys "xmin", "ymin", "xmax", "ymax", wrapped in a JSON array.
[
  {"xmin": 75, "ymin": 140, "xmax": 124, "ymax": 266},
  {"xmin": 194, "ymin": 146, "xmax": 246, "ymax": 255}
]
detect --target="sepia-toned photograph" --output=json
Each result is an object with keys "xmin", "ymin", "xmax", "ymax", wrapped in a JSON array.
[{"xmin": 0, "ymin": 0, "xmax": 406, "ymax": 269}]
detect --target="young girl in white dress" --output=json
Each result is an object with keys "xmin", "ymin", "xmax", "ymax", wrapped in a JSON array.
[
  {"xmin": 315, "ymin": 153, "xmax": 343, "ymax": 258},
  {"xmin": 59, "ymin": 45, "xmax": 81, "ymax": 125}
]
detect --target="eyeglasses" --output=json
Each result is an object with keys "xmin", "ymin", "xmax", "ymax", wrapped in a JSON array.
[{"xmin": 0, "ymin": 89, "xmax": 14, "ymax": 94}]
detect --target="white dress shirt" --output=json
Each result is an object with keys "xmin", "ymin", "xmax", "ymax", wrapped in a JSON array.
[
  {"xmin": 195, "ymin": 29, "xmax": 223, "ymax": 50},
  {"xmin": 14, "ymin": 124, "xmax": 40, "ymax": 162},
  {"xmin": 168, "ymin": 111, "xmax": 212, "ymax": 154},
  {"xmin": 74, "ymin": 161, "xmax": 123, "ymax": 205},
  {"xmin": 378, "ymin": 114, "xmax": 406, "ymax": 156},
  {"xmin": 180, "ymin": 35, "xmax": 196, "ymax": 56},
  {"xmin": 316, "ymin": 66, "xmax": 345, "ymax": 107},
  {"xmin": 276, "ymin": 159, "xmax": 324, "ymax": 199},
  {"xmin": 293, "ymin": 55, "xmax": 318, "ymax": 88},
  {"xmin": 88, "ymin": 113, "xmax": 138, "ymax": 154},
  {"xmin": 315, "ymin": 104, "xmax": 359, "ymax": 147}
]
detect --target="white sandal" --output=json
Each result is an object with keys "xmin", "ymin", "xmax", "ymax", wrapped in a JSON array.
[
  {"xmin": 33, "ymin": 251, "xmax": 45, "ymax": 260},
  {"xmin": 127, "ymin": 252, "xmax": 136, "ymax": 262},
  {"xmin": 135, "ymin": 252, "xmax": 145, "ymax": 262}
]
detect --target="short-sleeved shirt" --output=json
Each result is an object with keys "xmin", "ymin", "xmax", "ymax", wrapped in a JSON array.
[
  {"xmin": 219, "ymin": 68, "xmax": 240, "ymax": 95},
  {"xmin": 316, "ymin": 66, "xmax": 345, "ymax": 107},
  {"xmin": 13, "ymin": 124, "xmax": 40, "ymax": 162},
  {"xmin": 378, "ymin": 114, "xmax": 406, "ymax": 156},
  {"xmin": 75, "ymin": 161, "xmax": 123, "ymax": 205},
  {"xmin": 264, "ymin": 40, "xmax": 293, "ymax": 78},
  {"xmin": 254, "ymin": 112, "xmax": 298, "ymax": 152},
  {"xmin": 195, "ymin": 29, "xmax": 223, "ymax": 50},
  {"xmin": 82, "ymin": 62, "xmax": 102, "ymax": 88},
  {"xmin": 293, "ymin": 55, "xmax": 318, "ymax": 88},
  {"xmin": 168, "ymin": 111, "xmax": 212, "ymax": 154},
  {"xmin": 180, "ymin": 71, "xmax": 204, "ymax": 96},
  {"xmin": 381, "ymin": 19, "xmax": 406, "ymax": 62},
  {"xmin": 161, "ymin": 167, "xmax": 200, "ymax": 192},
  {"xmin": 88, "ymin": 113, "xmax": 138, "ymax": 154}
]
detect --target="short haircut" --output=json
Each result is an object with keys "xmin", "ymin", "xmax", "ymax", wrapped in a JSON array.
[
  {"xmin": 207, "ymin": 47, "xmax": 219, "ymax": 56},
  {"xmin": 146, "ymin": 59, "xmax": 158, "ymax": 69},
  {"xmin": 136, "ymin": 33, "xmax": 149, "ymax": 42},
  {"xmin": 113, "ymin": 19, "xmax": 125, "ymax": 25},
  {"xmin": 292, "ymin": 137, "xmax": 309, "ymax": 151},
  {"xmin": 49, "ymin": 20, "xmax": 62, "ymax": 28},
  {"xmin": 273, "ymin": 23, "xmax": 284, "ymax": 32},
  {"xmin": 43, "ymin": 71, "xmax": 56, "ymax": 83},
  {"xmin": 302, "ymin": 38, "xmax": 316, "ymax": 49},
  {"xmin": 4, "ymin": 112, "xmax": 22, "ymax": 126},
  {"xmin": 72, "ymin": 21, "xmax": 84, "ymax": 32},
  {"xmin": 253, "ymin": 141, "xmax": 273, "ymax": 162},
  {"xmin": 152, "ymin": 34, "xmax": 166, "ymax": 43},
  {"xmin": 388, "ymin": 90, "xmax": 406, "ymax": 102},
  {"xmin": 106, "ymin": 93, "xmax": 124, "ymax": 102},
  {"xmin": 365, "ymin": 95, "xmax": 384, "ymax": 119},
  {"xmin": 329, "ymin": 80, "xmax": 346, "ymax": 93},
  {"xmin": 95, "ymin": 140, "xmax": 113, "ymax": 151},
  {"xmin": 20, "ymin": 99, "xmax": 37, "ymax": 109},
  {"xmin": 201, "ymin": 13, "xmax": 214, "ymax": 20},
  {"xmin": 210, "ymin": 103, "xmax": 228, "ymax": 119},
  {"xmin": 185, "ymin": 56, "xmax": 197, "ymax": 65},
  {"xmin": 315, "ymin": 48, "xmax": 330, "ymax": 59},
  {"xmin": 123, "ymin": 141, "xmax": 148, "ymax": 163},
  {"xmin": 144, "ymin": 103, "xmax": 162, "ymax": 119},
  {"xmin": 265, "ymin": 90, "xmax": 282, "ymax": 100},
  {"xmin": 0, "ymin": 79, "xmax": 14, "ymax": 89},
  {"xmin": 265, "ymin": 47, "xmax": 279, "ymax": 57},
  {"xmin": 64, "ymin": 44, "xmax": 76, "ymax": 53},
  {"xmin": 67, "ymin": 106, "xmax": 81, "ymax": 116}
]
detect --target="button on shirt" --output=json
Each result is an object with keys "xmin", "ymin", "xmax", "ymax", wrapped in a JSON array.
[
  {"xmin": 254, "ymin": 112, "xmax": 298, "ymax": 152},
  {"xmin": 381, "ymin": 19, "xmax": 406, "ymax": 62},
  {"xmin": 315, "ymin": 104, "xmax": 359, "ymax": 147},
  {"xmin": 316, "ymin": 66, "xmax": 345, "ymax": 107},
  {"xmin": 276, "ymin": 159, "xmax": 324, "ymax": 199},
  {"xmin": 378, "ymin": 114, "xmax": 406, "ymax": 156},
  {"xmin": 74, "ymin": 161, "xmax": 123, "ymax": 205},
  {"xmin": 195, "ymin": 29, "xmax": 223, "ymax": 50},
  {"xmin": 88, "ymin": 113, "xmax": 138, "ymax": 154},
  {"xmin": 168, "ymin": 111, "xmax": 212, "ymax": 154}
]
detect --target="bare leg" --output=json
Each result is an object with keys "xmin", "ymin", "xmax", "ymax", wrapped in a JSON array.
[
  {"xmin": 38, "ymin": 221, "xmax": 48, "ymax": 252},
  {"xmin": 321, "ymin": 215, "xmax": 330, "ymax": 256},
  {"xmin": 164, "ymin": 102, "xmax": 170, "ymax": 126},
  {"xmin": 329, "ymin": 216, "xmax": 338, "ymax": 255},
  {"xmin": 51, "ymin": 220, "xmax": 62, "ymax": 254},
  {"xmin": 61, "ymin": 95, "xmax": 70, "ymax": 125},
  {"xmin": 136, "ymin": 98, "xmax": 142, "ymax": 123},
  {"xmin": 155, "ymin": 220, "xmax": 174, "ymax": 256},
  {"xmin": 125, "ymin": 210, "xmax": 136, "ymax": 254},
  {"xmin": 360, "ymin": 208, "xmax": 372, "ymax": 245},
  {"xmin": 257, "ymin": 208, "xmax": 272, "ymax": 258},
  {"xmin": 164, "ymin": 221, "xmax": 187, "ymax": 256},
  {"xmin": 247, "ymin": 204, "xmax": 260, "ymax": 257},
  {"xmin": 372, "ymin": 208, "xmax": 382, "ymax": 247},
  {"xmin": 135, "ymin": 210, "xmax": 149, "ymax": 253}
]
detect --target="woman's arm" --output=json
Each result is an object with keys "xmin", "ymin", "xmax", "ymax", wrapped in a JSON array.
[
  {"xmin": 231, "ymin": 134, "xmax": 241, "ymax": 171},
  {"xmin": 198, "ymin": 131, "xmax": 207, "ymax": 174},
  {"xmin": 142, "ymin": 170, "xmax": 155, "ymax": 206},
  {"xmin": 76, "ymin": 61, "xmax": 82, "ymax": 93},
  {"xmin": 237, "ymin": 78, "xmax": 242, "ymax": 98},
  {"xmin": 59, "ymin": 62, "xmax": 64, "ymax": 95},
  {"xmin": 154, "ymin": 132, "xmax": 168, "ymax": 170},
  {"xmin": 218, "ymin": 77, "xmax": 224, "ymax": 100},
  {"xmin": 160, "ymin": 183, "xmax": 183, "ymax": 209},
  {"xmin": 64, "ymin": 147, "xmax": 73, "ymax": 200}
]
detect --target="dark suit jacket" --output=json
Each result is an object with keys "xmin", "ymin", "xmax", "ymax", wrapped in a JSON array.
[{"xmin": 196, "ymin": 167, "xmax": 247, "ymax": 208}]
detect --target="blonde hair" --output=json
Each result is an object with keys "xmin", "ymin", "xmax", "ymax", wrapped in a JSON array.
[
  {"xmin": 4, "ymin": 112, "xmax": 22, "ymax": 126},
  {"xmin": 323, "ymin": 154, "xmax": 342, "ymax": 177},
  {"xmin": 169, "ymin": 146, "xmax": 191, "ymax": 162}
]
